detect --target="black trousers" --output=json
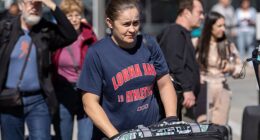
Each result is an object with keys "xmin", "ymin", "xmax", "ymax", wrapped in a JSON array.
[{"xmin": 177, "ymin": 93, "xmax": 184, "ymax": 120}]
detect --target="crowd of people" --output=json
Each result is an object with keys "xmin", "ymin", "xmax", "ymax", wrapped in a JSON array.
[
  {"xmin": 212, "ymin": 0, "xmax": 257, "ymax": 59},
  {"xmin": 0, "ymin": 0, "xmax": 256, "ymax": 139}
]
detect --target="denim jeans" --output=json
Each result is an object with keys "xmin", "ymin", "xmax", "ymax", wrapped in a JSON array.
[
  {"xmin": 54, "ymin": 104, "xmax": 93, "ymax": 140},
  {"xmin": 1, "ymin": 93, "xmax": 51, "ymax": 140},
  {"xmin": 237, "ymin": 31, "xmax": 255, "ymax": 58},
  {"xmin": 53, "ymin": 81, "xmax": 93, "ymax": 140}
]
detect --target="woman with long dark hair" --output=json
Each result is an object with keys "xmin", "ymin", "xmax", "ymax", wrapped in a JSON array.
[{"xmin": 195, "ymin": 12, "xmax": 242, "ymax": 125}]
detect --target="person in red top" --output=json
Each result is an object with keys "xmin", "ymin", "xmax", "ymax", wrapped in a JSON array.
[{"xmin": 51, "ymin": 0, "xmax": 97, "ymax": 140}]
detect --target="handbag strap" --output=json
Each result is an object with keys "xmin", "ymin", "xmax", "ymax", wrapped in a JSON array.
[
  {"xmin": 66, "ymin": 46, "xmax": 79, "ymax": 73},
  {"xmin": 16, "ymin": 40, "xmax": 33, "ymax": 90}
]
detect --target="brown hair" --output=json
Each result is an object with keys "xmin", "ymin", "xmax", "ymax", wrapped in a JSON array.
[
  {"xmin": 197, "ymin": 12, "xmax": 227, "ymax": 71},
  {"xmin": 60, "ymin": 0, "xmax": 84, "ymax": 15},
  {"xmin": 105, "ymin": 0, "xmax": 141, "ymax": 21},
  {"xmin": 240, "ymin": 0, "xmax": 250, "ymax": 6},
  {"xmin": 177, "ymin": 0, "xmax": 202, "ymax": 15}
]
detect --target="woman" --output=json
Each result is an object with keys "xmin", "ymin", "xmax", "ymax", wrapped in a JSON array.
[
  {"xmin": 195, "ymin": 12, "xmax": 242, "ymax": 125},
  {"xmin": 51, "ymin": 0, "xmax": 97, "ymax": 140},
  {"xmin": 235, "ymin": 0, "xmax": 256, "ymax": 58},
  {"xmin": 77, "ymin": 0, "xmax": 177, "ymax": 139}
]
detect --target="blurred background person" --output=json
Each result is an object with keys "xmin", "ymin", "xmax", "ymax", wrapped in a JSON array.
[
  {"xmin": 52, "ymin": 0, "xmax": 97, "ymax": 140},
  {"xmin": 77, "ymin": 0, "xmax": 177, "ymax": 139},
  {"xmin": 211, "ymin": 0, "xmax": 237, "ymax": 42},
  {"xmin": 0, "ymin": 1, "xmax": 20, "ymax": 21},
  {"xmin": 191, "ymin": 25, "xmax": 203, "ymax": 47},
  {"xmin": 235, "ymin": 0, "xmax": 256, "ymax": 59},
  {"xmin": 73, "ymin": 0, "xmax": 90, "ymax": 24},
  {"xmin": 4, "ymin": 0, "xmax": 15, "ymax": 9},
  {"xmin": 158, "ymin": 0, "xmax": 204, "ymax": 120},
  {"xmin": 0, "ymin": 0, "xmax": 77, "ymax": 139},
  {"xmin": 44, "ymin": 0, "xmax": 91, "ymax": 25},
  {"xmin": 195, "ymin": 12, "xmax": 242, "ymax": 125}
]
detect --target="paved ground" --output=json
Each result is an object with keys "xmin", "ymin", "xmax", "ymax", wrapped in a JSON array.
[{"xmin": 228, "ymin": 66, "xmax": 259, "ymax": 140}]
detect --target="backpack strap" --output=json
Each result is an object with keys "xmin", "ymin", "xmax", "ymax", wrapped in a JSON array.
[{"xmin": 66, "ymin": 46, "xmax": 80, "ymax": 73}]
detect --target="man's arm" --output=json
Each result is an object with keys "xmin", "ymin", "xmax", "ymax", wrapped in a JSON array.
[
  {"xmin": 159, "ymin": 26, "xmax": 196, "ymax": 108},
  {"xmin": 39, "ymin": 0, "xmax": 77, "ymax": 48},
  {"xmin": 159, "ymin": 27, "xmax": 193, "ymax": 92},
  {"xmin": 82, "ymin": 93, "xmax": 119, "ymax": 138},
  {"xmin": 34, "ymin": 0, "xmax": 56, "ymax": 11}
]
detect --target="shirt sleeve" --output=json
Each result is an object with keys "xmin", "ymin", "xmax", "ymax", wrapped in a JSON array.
[
  {"xmin": 159, "ymin": 27, "xmax": 193, "ymax": 91},
  {"xmin": 49, "ymin": 7, "xmax": 78, "ymax": 50},
  {"xmin": 77, "ymin": 47, "xmax": 103, "ymax": 96},
  {"xmin": 146, "ymin": 35, "xmax": 169, "ymax": 79},
  {"xmin": 229, "ymin": 43, "xmax": 242, "ymax": 77}
]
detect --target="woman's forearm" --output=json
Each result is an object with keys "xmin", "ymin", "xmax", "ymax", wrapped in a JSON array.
[
  {"xmin": 157, "ymin": 74, "xmax": 177, "ymax": 117},
  {"xmin": 82, "ymin": 93, "xmax": 119, "ymax": 138}
]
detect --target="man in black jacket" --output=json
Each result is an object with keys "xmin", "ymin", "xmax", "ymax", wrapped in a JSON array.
[
  {"xmin": 0, "ymin": 0, "xmax": 77, "ymax": 139},
  {"xmin": 158, "ymin": 0, "xmax": 204, "ymax": 120}
]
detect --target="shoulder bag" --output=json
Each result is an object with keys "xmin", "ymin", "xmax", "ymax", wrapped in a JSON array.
[{"xmin": 0, "ymin": 40, "xmax": 33, "ymax": 108}]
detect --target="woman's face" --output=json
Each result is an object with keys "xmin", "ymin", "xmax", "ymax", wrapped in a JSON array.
[
  {"xmin": 220, "ymin": 0, "xmax": 231, "ymax": 7},
  {"xmin": 107, "ymin": 7, "xmax": 140, "ymax": 47},
  {"xmin": 66, "ymin": 11, "xmax": 82, "ymax": 30},
  {"xmin": 211, "ymin": 18, "xmax": 225, "ymax": 40},
  {"xmin": 241, "ymin": 1, "xmax": 250, "ymax": 9}
]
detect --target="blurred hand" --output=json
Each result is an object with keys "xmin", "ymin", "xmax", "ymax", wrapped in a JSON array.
[
  {"xmin": 182, "ymin": 91, "xmax": 196, "ymax": 108},
  {"xmin": 221, "ymin": 60, "xmax": 235, "ymax": 74},
  {"xmin": 81, "ymin": 18, "xmax": 88, "ymax": 24},
  {"xmin": 247, "ymin": 19, "xmax": 255, "ymax": 26},
  {"xmin": 32, "ymin": 0, "xmax": 56, "ymax": 11}
]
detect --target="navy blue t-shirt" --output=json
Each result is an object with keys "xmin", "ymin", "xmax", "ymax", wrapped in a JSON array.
[{"xmin": 77, "ymin": 35, "xmax": 169, "ymax": 132}]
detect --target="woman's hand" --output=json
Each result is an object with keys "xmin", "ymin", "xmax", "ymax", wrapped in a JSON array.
[
  {"xmin": 81, "ymin": 18, "xmax": 88, "ymax": 24},
  {"xmin": 221, "ymin": 60, "xmax": 235, "ymax": 74}
]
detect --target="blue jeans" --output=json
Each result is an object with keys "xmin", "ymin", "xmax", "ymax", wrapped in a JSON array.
[
  {"xmin": 1, "ymin": 93, "xmax": 51, "ymax": 140},
  {"xmin": 53, "ymin": 81, "xmax": 93, "ymax": 140},
  {"xmin": 237, "ymin": 31, "xmax": 255, "ymax": 58},
  {"xmin": 54, "ymin": 104, "xmax": 93, "ymax": 140}
]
